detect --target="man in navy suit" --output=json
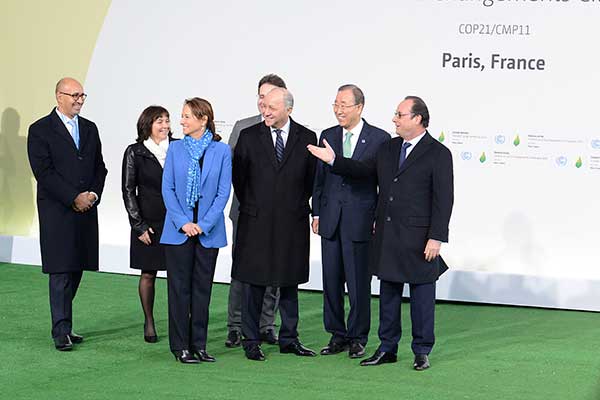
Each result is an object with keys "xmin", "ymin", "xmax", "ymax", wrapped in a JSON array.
[
  {"xmin": 312, "ymin": 84, "xmax": 389, "ymax": 358},
  {"xmin": 308, "ymin": 96, "xmax": 453, "ymax": 371},
  {"xmin": 27, "ymin": 77, "xmax": 107, "ymax": 351}
]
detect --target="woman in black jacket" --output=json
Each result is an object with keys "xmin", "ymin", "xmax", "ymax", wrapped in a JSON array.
[{"xmin": 122, "ymin": 105, "xmax": 174, "ymax": 343}]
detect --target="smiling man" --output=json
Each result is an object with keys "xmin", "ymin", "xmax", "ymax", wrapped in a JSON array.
[
  {"xmin": 27, "ymin": 77, "xmax": 107, "ymax": 351},
  {"xmin": 225, "ymin": 74, "xmax": 286, "ymax": 349},
  {"xmin": 312, "ymin": 84, "xmax": 389, "ymax": 359},
  {"xmin": 307, "ymin": 96, "xmax": 453, "ymax": 371},
  {"xmin": 232, "ymin": 88, "xmax": 317, "ymax": 361}
]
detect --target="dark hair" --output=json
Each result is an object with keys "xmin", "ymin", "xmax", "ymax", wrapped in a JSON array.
[
  {"xmin": 183, "ymin": 97, "xmax": 222, "ymax": 141},
  {"xmin": 136, "ymin": 105, "xmax": 172, "ymax": 143},
  {"xmin": 257, "ymin": 74, "xmax": 287, "ymax": 92},
  {"xmin": 338, "ymin": 84, "xmax": 365, "ymax": 106},
  {"xmin": 405, "ymin": 96, "xmax": 430, "ymax": 128}
]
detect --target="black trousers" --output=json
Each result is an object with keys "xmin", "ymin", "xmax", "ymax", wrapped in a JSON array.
[
  {"xmin": 228, "ymin": 216, "xmax": 279, "ymax": 333},
  {"xmin": 49, "ymin": 271, "xmax": 83, "ymax": 338},
  {"xmin": 242, "ymin": 283, "xmax": 298, "ymax": 349},
  {"xmin": 377, "ymin": 280, "xmax": 436, "ymax": 355},
  {"xmin": 165, "ymin": 238, "xmax": 218, "ymax": 352},
  {"xmin": 321, "ymin": 213, "xmax": 371, "ymax": 345}
]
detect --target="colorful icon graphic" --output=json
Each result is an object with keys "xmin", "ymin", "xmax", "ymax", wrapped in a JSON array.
[
  {"xmin": 575, "ymin": 157, "xmax": 583, "ymax": 168},
  {"xmin": 461, "ymin": 151, "xmax": 472, "ymax": 160},
  {"xmin": 479, "ymin": 152, "xmax": 486, "ymax": 163},
  {"xmin": 555, "ymin": 156, "xmax": 567, "ymax": 167},
  {"xmin": 439, "ymin": 131, "xmax": 445, "ymax": 142},
  {"xmin": 513, "ymin": 135, "xmax": 520, "ymax": 147},
  {"xmin": 495, "ymin": 135, "xmax": 505, "ymax": 144}
]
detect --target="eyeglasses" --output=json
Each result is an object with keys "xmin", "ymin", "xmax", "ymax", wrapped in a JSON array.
[
  {"xmin": 394, "ymin": 111, "xmax": 413, "ymax": 118},
  {"xmin": 332, "ymin": 103, "xmax": 359, "ymax": 111},
  {"xmin": 59, "ymin": 92, "xmax": 88, "ymax": 101}
]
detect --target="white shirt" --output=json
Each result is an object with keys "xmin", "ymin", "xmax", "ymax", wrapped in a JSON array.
[
  {"xmin": 342, "ymin": 118, "xmax": 364, "ymax": 158},
  {"xmin": 270, "ymin": 118, "xmax": 290, "ymax": 147},
  {"xmin": 404, "ymin": 130, "xmax": 427, "ymax": 159}
]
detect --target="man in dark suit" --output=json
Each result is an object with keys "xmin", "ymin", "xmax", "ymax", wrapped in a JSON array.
[
  {"xmin": 232, "ymin": 88, "xmax": 317, "ymax": 361},
  {"xmin": 225, "ymin": 74, "xmax": 286, "ymax": 348},
  {"xmin": 27, "ymin": 77, "xmax": 107, "ymax": 351},
  {"xmin": 312, "ymin": 84, "xmax": 389, "ymax": 358},
  {"xmin": 308, "ymin": 96, "xmax": 453, "ymax": 370}
]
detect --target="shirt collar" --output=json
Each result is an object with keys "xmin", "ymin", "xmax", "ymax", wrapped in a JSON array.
[
  {"xmin": 343, "ymin": 118, "xmax": 364, "ymax": 137},
  {"xmin": 270, "ymin": 118, "xmax": 290, "ymax": 135},
  {"xmin": 405, "ymin": 130, "xmax": 426, "ymax": 147},
  {"xmin": 55, "ymin": 107, "xmax": 78, "ymax": 125}
]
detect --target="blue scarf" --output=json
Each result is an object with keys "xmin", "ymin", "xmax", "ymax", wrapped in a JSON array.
[{"xmin": 184, "ymin": 130, "xmax": 213, "ymax": 209}]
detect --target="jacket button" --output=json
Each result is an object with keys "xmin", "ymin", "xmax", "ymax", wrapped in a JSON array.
[
  {"xmin": 78, "ymin": 156, "xmax": 83, "ymax": 160},
  {"xmin": 393, "ymin": 178, "xmax": 398, "ymax": 182},
  {"xmin": 389, "ymin": 196, "xmax": 394, "ymax": 201},
  {"xmin": 386, "ymin": 216, "xmax": 392, "ymax": 222}
]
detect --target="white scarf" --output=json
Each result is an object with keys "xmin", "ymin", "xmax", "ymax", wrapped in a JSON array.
[{"xmin": 143, "ymin": 138, "xmax": 169, "ymax": 167}]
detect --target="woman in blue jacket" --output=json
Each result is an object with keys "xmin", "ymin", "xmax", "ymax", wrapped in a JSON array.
[{"xmin": 161, "ymin": 97, "xmax": 231, "ymax": 364}]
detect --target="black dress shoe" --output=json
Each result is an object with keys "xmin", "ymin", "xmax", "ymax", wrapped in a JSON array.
[
  {"xmin": 173, "ymin": 350, "xmax": 199, "ymax": 364},
  {"xmin": 244, "ymin": 345, "xmax": 266, "ymax": 361},
  {"xmin": 144, "ymin": 334, "xmax": 158, "ymax": 343},
  {"xmin": 143, "ymin": 323, "xmax": 157, "ymax": 343},
  {"xmin": 225, "ymin": 330, "xmax": 242, "ymax": 348},
  {"xmin": 320, "ymin": 341, "xmax": 348, "ymax": 355},
  {"xmin": 348, "ymin": 342, "xmax": 366, "ymax": 359},
  {"xmin": 54, "ymin": 335, "xmax": 73, "ymax": 351},
  {"xmin": 280, "ymin": 341, "xmax": 317, "ymax": 357},
  {"xmin": 413, "ymin": 354, "xmax": 430, "ymax": 371},
  {"xmin": 260, "ymin": 329, "xmax": 278, "ymax": 345},
  {"xmin": 69, "ymin": 332, "xmax": 84, "ymax": 344},
  {"xmin": 193, "ymin": 349, "xmax": 216, "ymax": 362},
  {"xmin": 360, "ymin": 350, "xmax": 397, "ymax": 366}
]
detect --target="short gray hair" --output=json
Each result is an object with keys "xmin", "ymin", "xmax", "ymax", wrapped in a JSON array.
[
  {"xmin": 338, "ymin": 84, "xmax": 364, "ymax": 106},
  {"xmin": 266, "ymin": 87, "xmax": 294, "ymax": 109},
  {"xmin": 283, "ymin": 89, "xmax": 294, "ymax": 109}
]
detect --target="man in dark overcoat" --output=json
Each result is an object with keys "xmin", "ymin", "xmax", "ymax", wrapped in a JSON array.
[
  {"xmin": 308, "ymin": 96, "xmax": 453, "ymax": 371},
  {"xmin": 232, "ymin": 87, "xmax": 317, "ymax": 361},
  {"xmin": 27, "ymin": 77, "xmax": 107, "ymax": 351}
]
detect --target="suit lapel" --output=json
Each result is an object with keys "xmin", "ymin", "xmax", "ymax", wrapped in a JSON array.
[
  {"xmin": 330, "ymin": 126, "xmax": 343, "ymax": 157},
  {"xmin": 396, "ymin": 131, "xmax": 434, "ymax": 176},
  {"xmin": 279, "ymin": 118, "xmax": 300, "ymax": 168},
  {"xmin": 50, "ymin": 109, "xmax": 78, "ymax": 150},
  {"xmin": 77, "ymin": 118, "xmax": 88, "ymax": 151},
  {"xmin": 200, "ymin": 141, "xmax": 216, "ymax": 187},
  {"xmin": 351, "ymin": 119, "xmax": 371, "ymax": 160},
  {"xmin": 258, "ymin": 123, "xmax": 279, "ymax": 170}
]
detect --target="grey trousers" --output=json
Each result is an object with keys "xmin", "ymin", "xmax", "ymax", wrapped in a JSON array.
[{"xmin": 227, "ymin": 279, "xmax": 279, "ymax": 333}]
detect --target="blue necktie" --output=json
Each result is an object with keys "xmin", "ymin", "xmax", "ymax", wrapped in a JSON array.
[
  {"xmin": 398, "ymin": 142, "xmax": 412, "ymax": 169},
  {"xmin": 274, "ymin": 129, "xmax": 284, "ymax": 163},
  {"xmin": 68, "ymin": 119, "xmax": 80, "ymax": 149}
]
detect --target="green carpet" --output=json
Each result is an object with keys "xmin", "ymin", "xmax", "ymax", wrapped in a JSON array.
[{"xmin": 1, "ymin": 263, "xmax": 599, "ymax": 400}]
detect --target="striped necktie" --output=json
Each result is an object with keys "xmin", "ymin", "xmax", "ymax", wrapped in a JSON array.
[{"xmin": 274, "ymin": 129, "xmax": 284, "ymax": 163}]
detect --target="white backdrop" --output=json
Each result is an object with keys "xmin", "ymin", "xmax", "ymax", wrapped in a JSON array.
[{"xmin": 10, "ymin": 0, "xmax": 599, "ymax": 310}]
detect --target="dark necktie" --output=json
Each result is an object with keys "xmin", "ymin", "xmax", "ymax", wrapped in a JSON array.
[
  {"xmin": 398, "ymin": 142, "xmax": 412, "ymax": 169},
  {"xmin": 274, "ymin": 129, "xmax": 284, "ymax": 163}
]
